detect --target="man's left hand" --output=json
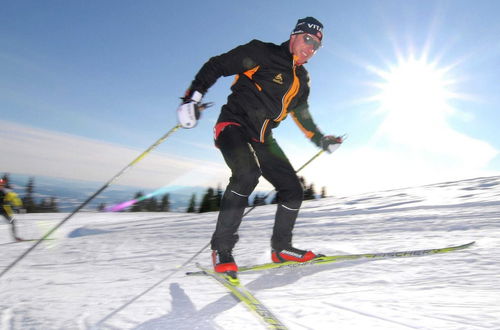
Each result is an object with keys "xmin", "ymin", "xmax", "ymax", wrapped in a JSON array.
[{"xmin": 321, "ymin": 135, "xmax": 343, "ymax": 153}]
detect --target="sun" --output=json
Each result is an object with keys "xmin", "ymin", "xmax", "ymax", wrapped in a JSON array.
[
  {"xmin": 379, "ymin": 58, "xmax": 451, "ymax": 115},
  {"xmin": 369, "ymin": 55, "xmax": 458, "ymax": 147}
]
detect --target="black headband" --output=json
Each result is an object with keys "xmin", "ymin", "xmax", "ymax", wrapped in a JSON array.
[{"xmin": 291, "ymin": 17, "xmax": 323, "ymax": 41}]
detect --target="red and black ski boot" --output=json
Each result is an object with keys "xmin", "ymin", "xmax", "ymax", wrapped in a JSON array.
[
  {"xmin": 271, "ymin": 246, "xmax": 320, "ymax": 263},
  {"xmin": 212, "ymin": 250, "xmax": 238, "ymax": 271}
]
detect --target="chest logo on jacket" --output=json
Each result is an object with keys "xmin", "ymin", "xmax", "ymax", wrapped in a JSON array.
[{"xmin": 273, "ymin": 73, "xmax": 284, "ymax": 85}]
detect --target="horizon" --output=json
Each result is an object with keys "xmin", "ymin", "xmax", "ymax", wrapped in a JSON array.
[
  {"xmin": 1, "ymin": 170, "xmax": 335, "ymax": 212},
  {"xmin": 3, "ymin": 170, "xmax": 499, "ymax": 214}
]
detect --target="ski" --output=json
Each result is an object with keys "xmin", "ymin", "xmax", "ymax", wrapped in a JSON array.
[
  {"xmin": 195, "ymin": 263, "xmax": 288, "ymax": 329},
  {"xmin": 187, "ymin": 241, "xmax": 474, "ymax": 276}
]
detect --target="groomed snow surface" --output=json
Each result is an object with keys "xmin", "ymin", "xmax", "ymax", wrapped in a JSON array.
[{"xmin": 1, "ymin": 176, "xmax": 499, "ymax": 329}]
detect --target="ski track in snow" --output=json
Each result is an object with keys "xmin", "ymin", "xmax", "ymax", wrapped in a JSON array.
[{"xmin": 1, "ymin": 175, "xmax": 500, "ymax": 329}]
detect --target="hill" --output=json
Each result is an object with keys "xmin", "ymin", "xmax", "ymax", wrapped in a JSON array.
[{"xmin": 1, "ymin": 175, "xmax": 499, "ymax": 329}]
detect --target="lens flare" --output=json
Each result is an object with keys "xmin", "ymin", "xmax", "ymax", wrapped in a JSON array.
[
  {"xmin": 105, "ymin": 185, "xmax": 182, "ymax": 212},
  {"xmin": 105, "ymin": 199, "xmax": 138, "ymax": 212}
]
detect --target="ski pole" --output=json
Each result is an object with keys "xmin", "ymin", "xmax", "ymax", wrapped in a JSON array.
[
  {"xmin": 180, "ymin": 149, "xmax": 327, "ymax": 269},
  {"xmin": 295, "ymin": 149, "xmax": 324, "ymax": 173},
  {"xmin": 242, "ymin": 149, "xmax": 324, "ymax": 217},
  {"xmin": 0, "ymin": 103, "xmax": 213, "ymax": 279}
]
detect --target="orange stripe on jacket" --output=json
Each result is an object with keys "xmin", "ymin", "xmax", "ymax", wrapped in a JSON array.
[
  {"xmin": 232, "ymin": 65, "xmax": 262, "ymax": 90},
  {"xmin": 275, "ymin": 65, "xmax": 299, "ymax": 122},
  {"xmin": 290, "ymin": 112, "xmax": 315, "ymax": 139}
]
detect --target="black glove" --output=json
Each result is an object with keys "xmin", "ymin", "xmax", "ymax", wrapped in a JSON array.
[{"xmin": 321, "ymin": 135, "xmax": 343, "ymax": 153}]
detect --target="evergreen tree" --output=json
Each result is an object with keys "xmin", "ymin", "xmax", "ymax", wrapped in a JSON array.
[
  {"xmin": 216, "ymin": 184, "xmax": 223, "ymax": 209},
  {"xmin": 37, "ymin": 197, "xmax": 58, "ymax": 213},
  {"xmin": 160, "ymin": 194, "xmax": 170, "ymax": 212},
  {"xmin": 187, "ymin": 194, "xmax": 197, "ymax": 213},
  {"xmin": 299, "ymin": 176, "xmax": 309, "ymax": 200},
  {"xmin": 298, "ymin": 176, "xmax": 318, "ymax": 200},
  {"xmin": 252, "ymin": 193, "xmax": 266, "ymax": 207},
  {"xmin": 199, "ymin": 187, "xmax": 218, "ymax": 213},
  {"xmin": 146, "ymin": 196, "xmax": 158, "ymax": 211},
  {"xmin": 38, "ymin": 198, "xmax": 49, "ymax": 213},
  {"xmin": 49, "ymin": 197, "xmax": 59, "ymax": 212},
  {"xmin": 304, "ymin": 183, "xmax": 316, "ymax": 200},
  {"xmin": 97, "ymin": 203, "xmax": 106, "ymax": 212},
  {"xmin": 311, "ymin": 183, "xmax": 317, "ymax": 199},
  {"xmin": 321, "ymin": 186, "xmax": 327, "ymax": 198},
  {"xmin": 23, "ymin": 177, "xmax": 37, "ymax": 213},
  {"xmin": 130, "ymin": 192, "xmax": 145, "ymax": 212}
]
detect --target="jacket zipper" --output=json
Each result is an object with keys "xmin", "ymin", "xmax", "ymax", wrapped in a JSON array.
[{"xmin": 259, "ymin": 59, "xmax": 300, "ymax": 142}]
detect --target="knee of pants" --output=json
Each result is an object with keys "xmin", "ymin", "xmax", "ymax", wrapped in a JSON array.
[
  {"xmin": 230, "ymin": 170, "xmax": 260, "ymax": 196},
  {"xmin": 278, "ymin": 181, "xmax": 303, "ymax": 209}
]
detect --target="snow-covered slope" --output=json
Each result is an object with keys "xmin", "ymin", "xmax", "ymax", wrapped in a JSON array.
[{"xmin": 1, "ymin": 176, "xmax": 499, "ymax": 329}]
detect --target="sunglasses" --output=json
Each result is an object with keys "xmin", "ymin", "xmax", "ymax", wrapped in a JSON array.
[{"xmin": 303, "ymin": 34, "xmax": 321, "ymax": 51}]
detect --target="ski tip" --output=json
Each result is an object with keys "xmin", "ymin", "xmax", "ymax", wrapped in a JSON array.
[
  {"xmin": 446, "ymin": 241, "xmax": 475, "ymax": 251},
  {"xmin": 223, "ymin": 271, "xmax": 240, "ymax": 285}
]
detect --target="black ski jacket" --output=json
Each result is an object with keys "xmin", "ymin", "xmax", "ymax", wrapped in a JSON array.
[{"xmin": 189, "ymin": 39, "xmax": 324, "ymax": 145}]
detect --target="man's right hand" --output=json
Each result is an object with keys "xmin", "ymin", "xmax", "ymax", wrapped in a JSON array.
[{"xmin": 177, "ymin": 90, "xmax": 203, "ymax": 128}]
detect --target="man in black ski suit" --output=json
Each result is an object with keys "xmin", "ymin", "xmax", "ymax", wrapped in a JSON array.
[{"xmin": 177, "ymin": 17, "xmax": 343, "ymax": 273}]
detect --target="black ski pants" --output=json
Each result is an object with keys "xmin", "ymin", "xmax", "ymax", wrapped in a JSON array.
[{"xmin": 211, "ymin": 124, "xmax": 303, "ymax": 252}]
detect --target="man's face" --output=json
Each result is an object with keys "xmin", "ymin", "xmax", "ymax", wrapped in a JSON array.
[{"xmin": 289, "ymin": 33, "xmax": 321, "ymax": 65}]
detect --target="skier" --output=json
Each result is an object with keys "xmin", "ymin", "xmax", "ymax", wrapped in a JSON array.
[
  {"xmin": 0, "ymin": 178, "xmax": 23, "ymax": 242},
  {"xmin": 177, "ymin": 17, "xmax": 343, "ymax": 273}
]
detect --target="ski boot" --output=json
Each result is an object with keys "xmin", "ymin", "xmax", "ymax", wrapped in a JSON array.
[
  {"xmin": 271, "ymin": 246, "xmax": 321, "ymax": 263},
  {"xmin": 212, "ymin": 250, "xmax": 239, "ymax": 284}
]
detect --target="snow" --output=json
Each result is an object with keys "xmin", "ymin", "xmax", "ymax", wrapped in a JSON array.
[{"xmin": 1, "ymin": 176, "xmax": 500, "ymax": 330}]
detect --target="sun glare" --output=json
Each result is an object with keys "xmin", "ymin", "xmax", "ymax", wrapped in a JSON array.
[
  {"xmin": 369, "ymin": 55, "xmax": 459, "ymax": 146},
  {"xmin": 381, "ymin": 60, "xmax": 448, "ymax": 110}
]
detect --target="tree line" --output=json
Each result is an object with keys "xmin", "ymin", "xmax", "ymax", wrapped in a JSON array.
[
  {"xmin": 2, "ymin": 173, "xmax": 327, "ymax": 214},
  {"xmin": 186, "ymin": 176, "xmax": 328, "ymax": 213},
  {"xmin": 98, "ymin": 191, "xmax": 172, "ymax": 212}
]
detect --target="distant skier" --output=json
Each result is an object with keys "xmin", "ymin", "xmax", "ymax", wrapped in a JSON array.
[
  {"xmin": 177, "ymin": 17, "xmax": 343, "ymax": 273},
  {"xmin": 1, "ymin": 178, "xmax": 23, "ymax": 242}
]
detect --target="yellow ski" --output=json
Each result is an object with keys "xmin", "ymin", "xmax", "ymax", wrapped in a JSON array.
[
  {"xmin": 187, "ymin": 242, "xmax": 475, "ymax": 276},
  {"xmin": 196, "ymin": 263, "xmax": 287, "ymax": 329},
  {"xmin": 238, "ymin": 241, "xmax": 476, "ymax": 273}
]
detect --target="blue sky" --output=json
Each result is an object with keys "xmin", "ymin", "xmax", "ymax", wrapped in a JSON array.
[{"xmin": 1, "ymin": 0, "xmax": 499, "ymax": 195}]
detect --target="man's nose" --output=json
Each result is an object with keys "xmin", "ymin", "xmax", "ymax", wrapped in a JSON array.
[{"xmin": 306, "ymin": 45, "xmax": 316, "ymax": 54}]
